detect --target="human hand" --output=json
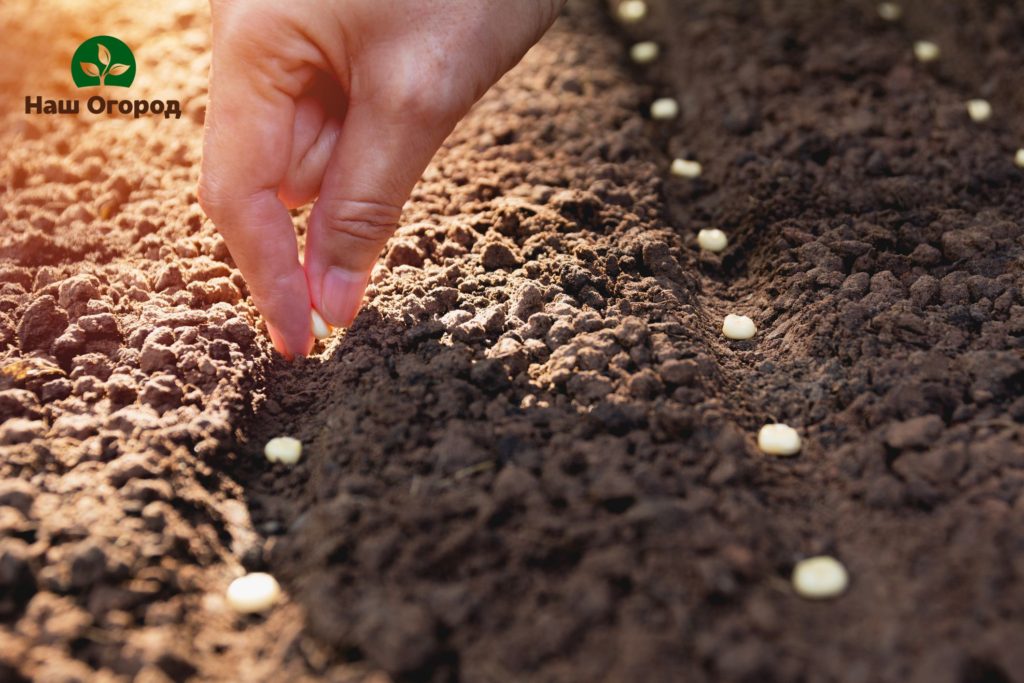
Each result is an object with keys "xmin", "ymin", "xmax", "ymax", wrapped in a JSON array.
[{"xmin": 198, "ymin": 0, "xmax": 563, "ymax": 358}]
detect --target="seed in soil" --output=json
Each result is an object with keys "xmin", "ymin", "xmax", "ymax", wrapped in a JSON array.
[
  {"xmin": 616, "ymin": 0, "xmax": 647, "ymax": 23},
  {"xmin": 650, "ymin": 97, "xmax": 679, "ymax": 120},
  {"xmin": 757, "ymin": 423, "xmax": 802, "ymax": 456},
  {"xmin": 264, "ymin": 436, "xmax": 302, "ymax": 465},
  {"xmin": 876, "ymin": 2, "xmax": 902, "ymax": 21},
  {"xmin": 913, "ymin": 40, "xmax": 940, "ymax": 62},
  {"xmin": 697, "ymin": 228, "xmax": 728, "ymax": 253},
  {"xmin": 629, "ymin": 41, "xmax": 659, "ymax": 64},
  {"xmin": 792, "ymin": 556, "xmax": 849, "ymax": 600},
  {"xmin": 226, "ymin": 572, "xmax": 282, "ymax": 614},
  {"xmin": 966, "ymin": 99, "xmax": 992, "ymax": 123},
  {"xmin": 722, "ymin": 314, "xmax": 756, "ymax": 340},
  {"xmin": 670, "ymin": 158, "xmax": 702, "ymax": 178},
  {"xmin": 311, "ymin": 310, "xmax": 331, "ymax": 340},
  {"xmin": 1016, "ymin": 148, "xmax": 1024, "ymax": 168}
]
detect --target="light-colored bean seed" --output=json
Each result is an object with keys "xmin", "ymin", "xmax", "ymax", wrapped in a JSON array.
[
  {"xmin": 792, "ymin": 556, "xmax": 849, "ymax": 599},
  {"xmin": 697, "ymin": 228, "xmax": 728, "ymax": 253},
  {"xmin": 670, "ymin": 158, "xmax": 702, "ymax": 178},
  {"xmin": 226, "ymin": 572, "xmax": 281, "ymax": 613},
  {"xmin": 877, "ymin": 3, "xmax": 902, "ymax": 21},
  {"xmin": 650, "ymin": 97, "xmax": 679, "ymax": 120},
  {"xmin": 757, "ymin": 423, "xmax": 802, "ymax": 456},
  {"xmin": 264, "ymin": 436, "xmax": 302, "ymax": 465},
  {"xmin": 311, "ymin": 310, "xmax": 331, "ymax": 340},
  {"xmin": 966, "ymin": 99, "xmax": 992, "ymax": 123},
  {"xmin": 616, "ymin": 0, "xmax": 647, "ymax": 23},
  {"xmin": 722, "ymin": 314, "xmax": 756, "ymax": 340},
  {"xmin": 913, "ymin": 40, "xmax": 939, "ymax": 62},
  {"xmin": 630, "ymin": 41, "xmax": 659, "ymax": 64}
]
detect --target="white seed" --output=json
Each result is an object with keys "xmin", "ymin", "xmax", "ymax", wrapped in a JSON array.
[
  {"xmin": 966, "ymin": 99, "xmax": 992, "ymax": 123},
  {"xmin": 264, "ymin": 436, "xmax": 302, "ymax": 465},
  {"xmin": 670, "ymin": 158, "xmax": 702, "ymax": 178},
  {"xmin": 616, "ymin": 0, "xmax": 647, "ymax": 23},
  {"xmin": 722, "ymin": 314, "xmax": 756, "ymax": 340},
  {"xmin": 226, "ymin": 572, "xmax": 281, "ymax": 614},
  {"xmin": 650, "ymin": 97, "xmax": 679, "ymax": 120},
  {"xmin": 311, "ymin": 310, "xmax": 332, "ymax": 340},
  {"xmin": 913, "ymin": 40, "xmax": 940, "ymax": 63},
  {"xmin": 630, "ymin": 41, "xmax": 660, "ymax": 64},
  {"xmin": 757, "ymin": 423, "xmax": 802, "ymax": 456},
  {"xmin": 876, "ymin": 2, "xmax": 902, "ymax": 21},
  {"xmin": 1015, "ymin": 148, "xmax": 1024, "ymax": 168},
  {"xmin": 792, "ymin": 556, "xmax": 849, "ymax": 599},
  {"xmin": 697, "ymin": 228, "xmax": 728, "ymax": 253}
]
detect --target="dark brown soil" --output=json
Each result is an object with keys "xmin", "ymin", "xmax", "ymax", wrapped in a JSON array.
[{"xmin": 2, "ymin": 1, "xmax": 1023, "ymax": 682}]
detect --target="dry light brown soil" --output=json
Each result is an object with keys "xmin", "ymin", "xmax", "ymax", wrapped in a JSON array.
[{"xmin": 2, "ymin": 0, "xmax": 1024, "ymax": 681}]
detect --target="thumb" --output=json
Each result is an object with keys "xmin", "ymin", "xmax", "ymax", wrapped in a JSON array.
[{"xmin": 305, "ymin": 100, "xmax": 458, "ymax": 328}]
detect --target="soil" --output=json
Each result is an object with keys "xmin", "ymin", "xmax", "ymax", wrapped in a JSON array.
[{"xmin": 2, "ymin": 1, "xmax": 1023, "ymax": 682}]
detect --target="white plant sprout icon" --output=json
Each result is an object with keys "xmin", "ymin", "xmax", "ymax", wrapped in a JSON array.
[{"xmin": 80, "ymin": 43, "xmax": 130, "ymax": 86}]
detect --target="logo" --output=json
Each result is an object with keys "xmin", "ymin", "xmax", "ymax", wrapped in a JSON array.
[
  {"xmin": 25, "ymin": 34, "xmax": 180, "ymax": 120},
  {"xmin": 71, "ymin": 36, "xmax": 135, "ymax": 88}
]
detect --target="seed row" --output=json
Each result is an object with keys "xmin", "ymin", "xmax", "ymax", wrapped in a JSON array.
[{"xmin": 613, "ymin": 0, "xmax": 865, "ymax": 601}]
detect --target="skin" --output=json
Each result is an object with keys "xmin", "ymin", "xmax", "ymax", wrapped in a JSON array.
[{"xmin": 199, "ymin": 0, "xmax": 565, "ymax": 358}]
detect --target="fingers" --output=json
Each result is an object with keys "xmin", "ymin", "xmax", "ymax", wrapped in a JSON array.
[
  {"xmin": 304, "ymin": 102, "xmax": 457, "ymax": 327},
  {"xmin": 199, "ymin": 7, "xmax": 316, "ymax": 358},
  {"xmin": 279, "ymin": 72, "xmax": 346, "ymax": 209}
]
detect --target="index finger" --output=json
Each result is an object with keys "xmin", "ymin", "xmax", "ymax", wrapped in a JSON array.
[{"xmin": 198, "ymin": 7, "xmax": 314, "ymax": 358}]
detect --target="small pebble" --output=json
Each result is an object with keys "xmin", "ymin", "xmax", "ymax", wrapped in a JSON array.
[
  {"xmin": 264, "ymin": 436, "xmax": 302, "ymax": 465},
  {"xmin": 697, "ymin": 228, "xmax": 728, "ymax": 253},
  {"xmin": 630, "ymin": 41, "xmax": 659, "ymax": 64},
  {"xmin": 616, "ymin": 0, "xmax": 647, "ymax": 23},
  {"xmin": 757, "ymin": 423, "xmax": 802, "ymax": 456},
  {"xmin": 876, "ymin": 2, "xmax": 902, "ymax": 21},
  {"xmin": 722, "ymin": 314, "xmax": 756, "ymax": 340},
  {"xmin": 670, "ymin": 158, "xmax": 702, "ymax": 178},
  {"xmin": 650, "ymin": 97, "xmax": 679, "ymax": 120},
  {"xmin": 1015, "ymin": 148, "xmax": 1024, "ymax": 168},
  {"xmin": 226, "ymin": 572, "xmax": 281, "ymax": 614},
  {"xmin": 792, "ymin": 556, "xmax": 849, "ymax": 599},
  {"xmin": 311, "ymin": 310, "xmax": 332, "ymax": 340},
  {"xmin": 966, "ymin": 99, "xmax": 992, "ymax": 123},
  {"xmin": 913, "ymin": 40, "xmax": 940, "ymax": 62}
]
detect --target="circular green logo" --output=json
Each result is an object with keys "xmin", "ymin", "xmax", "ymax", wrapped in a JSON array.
[{"xmin": 71, "ymin": 36, "xmax": 135, "ymax": 88}]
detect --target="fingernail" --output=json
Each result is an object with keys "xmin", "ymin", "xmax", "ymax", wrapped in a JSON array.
[
  {"xmin": 321, "ymin": 267, "xmax": 368, "ymax": 328},
  {"xmin": 266, "ymin": 323, "xmax": 294, "ymax": 360},
  {"xmin": 310, "ymin": 309, "xmax": 332, "ymax": 340}
]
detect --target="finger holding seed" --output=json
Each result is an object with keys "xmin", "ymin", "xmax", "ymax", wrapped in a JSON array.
[
  {"xmin": 200, "ymin": 1, "xmax": 566, "ymax": 354},
  {"xmin": 198, "ymin": 25, "xmax": 316, "ymax": 360}
]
